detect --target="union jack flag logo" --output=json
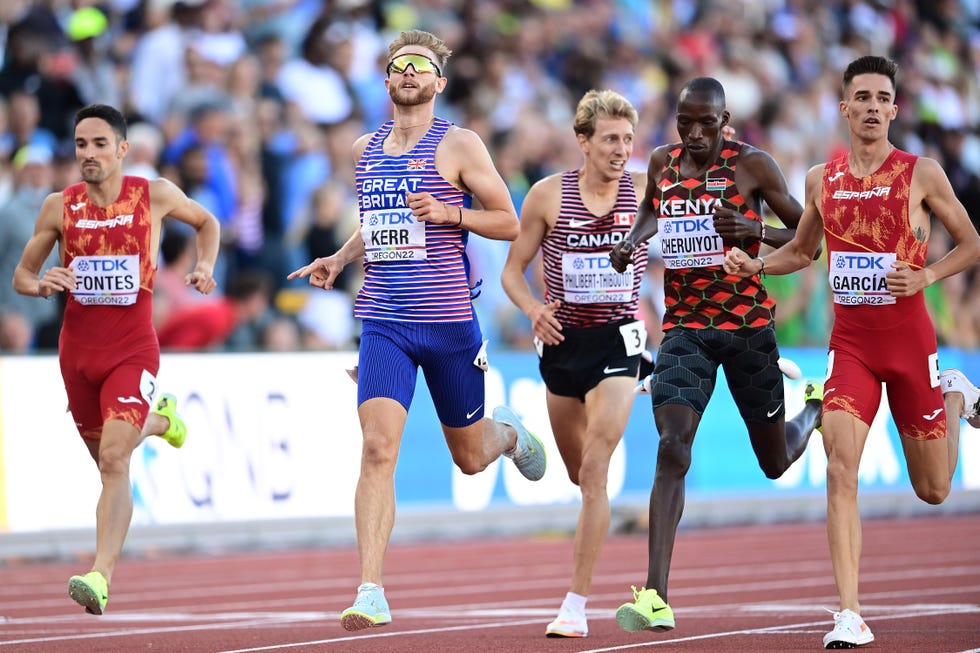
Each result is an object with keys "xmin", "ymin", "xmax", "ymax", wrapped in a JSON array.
[{"xmin": 408, "ymin": 159, "xmax": 427, "ymax": 170}]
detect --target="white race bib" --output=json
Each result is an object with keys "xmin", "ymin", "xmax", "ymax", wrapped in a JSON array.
[
  {"xmin": 361, "ymin": 208, "xmax": 427, "ymax": 262},
  {"xmin": 561, "ymin": 252, "xmax": 633, "ymax": 304},
  {"xmin": 618, "ymin": 320, "xmax": 647, "ymax": 356},
  {"xmin": 829, "ymin": 251, "xmax": 896, "ymax": 305},
  {"xmin": 70, "ymin": 254, "xmax": 140, "ymax": 306},
  {"xmin": 658, "ymin": 215, "xmax": 725, "ymax": 269}
]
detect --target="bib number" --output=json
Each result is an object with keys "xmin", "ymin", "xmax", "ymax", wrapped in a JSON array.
[{"xmin": 619, "ymin": 320, "xmax": 647, "ymax": 356}]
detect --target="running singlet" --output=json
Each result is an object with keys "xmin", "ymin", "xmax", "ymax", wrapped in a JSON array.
[
  {"xmin": 541, "ymin": 170, "xmax": 646, "ymax": 328},
  {"xmin": 60, "ymin": 175, "xmax": 156, "ymax": 348},
  {"xmin": 354, "ymin": 117, "xmax": 474, "ymax": 323},
  {"xmin": 656, "ymin": 140, "xmax": 773, "ymax": 330},
  {"xmin": 821, "ymin": 148, "xmax": 925, "ymax": 320}
]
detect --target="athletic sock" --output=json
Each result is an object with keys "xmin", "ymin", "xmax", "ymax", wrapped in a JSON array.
[{"xmin": 562, "ymin": 591, "xmax": 587, "ymax": 615}]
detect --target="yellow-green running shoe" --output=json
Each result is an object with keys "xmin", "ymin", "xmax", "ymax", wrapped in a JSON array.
[
  {"xmin": 68, "ymin": 571, "xmax": 108, "ymax": 615},
  {"xmin": 153, "ymin": 393, "xmax": 187, "ymax": 448},
  {"xmin": 804, "ymin": 381, "xmax": 825, "ymax": 431},
  {"xmin": 804, "ymin": 381, "xmax": 824, "ymax": 404},
  {"xmin": 616, "ymin": 585, "xmax": 675, "ymax": 632}
]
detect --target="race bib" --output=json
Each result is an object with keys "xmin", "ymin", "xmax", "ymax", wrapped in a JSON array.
[
  {"xmin": 618, "ymin": 320, "xmax": 647, "ymax": 356},
  {"xmin": 561, "ymin": 252, "xmax": 633, "ymax": 304},
  {"xmin": 70, "ymin": 254, "xmax": 139, "ymax": 306},
  {"xmin": 658, "ymin": 215, "xmax": 725, "ymax": 269},
  {"xmin": 361, "ymin": 208, "xmax": 427, "ymax": 262},
  {"xmin": 829, "ymin": 251, "xmax": 896, "ymax": 305}
]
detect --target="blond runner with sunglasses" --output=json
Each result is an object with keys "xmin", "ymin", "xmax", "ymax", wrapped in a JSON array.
[{"xmin": 288, "ymin": 29, "xmax": 546, "ymax": 632}]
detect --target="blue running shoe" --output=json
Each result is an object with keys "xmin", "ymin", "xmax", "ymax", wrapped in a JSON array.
[{"xmin": 340, "ymin": 583, "xmax": 391, "ymax": 631}]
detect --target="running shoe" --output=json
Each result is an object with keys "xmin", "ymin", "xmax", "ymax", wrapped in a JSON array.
[
  {"xmin": 545, "ymin": 611, "xmax": 588, "ymax": 637},
  {"xmin": 495, "ymin": 405, "xmax": 547, "ymax": 481},
  {"xmin": 777, "ymin": 356, "xmax": 802, "ymax": 379},
  {"xmin": 68, "ymin": 571, "xmax": 108, "ymax": 615},
  {"xmin": 804, "ymin": 381, "xmax": 824, "ymax": 404},
  {"xmin": 152, "ymin": 393, "xmax": 187, "ymax": 448},
  {"xmin": 634, "ymin": 375, "xmax": 653, "ymax": 395},
  {"xmin": 340, "ymin": 583, "xmax": 391, "ymax": 631},
  {"xmin": 615, "ymin": 585, "xmax": 675, "ymax": 632},
  {"xmin": 940, "ymin": 368, "xmax": 980, "ymax": 420},
  {"xmin": 823, "ymin": 608, "xmax": 874, "ymax": 649}
]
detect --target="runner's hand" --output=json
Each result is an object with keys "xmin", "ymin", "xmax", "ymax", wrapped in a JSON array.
[
  {"xmin": 609, "ymin": 239, "xmax": 636, "ymax": 273},
  {"xmin": 288, "ymin": 256, "xmax": 343, "ymax": 290}
]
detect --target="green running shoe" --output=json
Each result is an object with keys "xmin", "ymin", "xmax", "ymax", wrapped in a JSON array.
[
  {"xmin": 616, "ymin": 585, "xmax": 674, "ymax": 632},
  {"xmin": 340, "ymin": 583, "xmax": 391, "ymax": 631},
  {"xmin": 153, "ymin": 393, "xmax": 187, "ymax": 448},
  {"xmin": 68, "ymin": 571, "xmax": 108, "ymax": 615},
  {"xmin": 804, "ymin": 381, "xmax": 825, "ymax": 404}
]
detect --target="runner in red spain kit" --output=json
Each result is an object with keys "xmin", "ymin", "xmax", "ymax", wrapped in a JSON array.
[
  {"xmin": 608, "ymin": 77, "xmax": 823, "ymax": 633},
  {"xmin": 725, "ymin": 56, "xmax": 980, "ymax": 649},
  {"xmin": 12, "ymin": 104, "xmax": 220, "ymax": 615},
  {"xmin": 502, "ymin": 90, "xmax": 648, "ymax": 638}
]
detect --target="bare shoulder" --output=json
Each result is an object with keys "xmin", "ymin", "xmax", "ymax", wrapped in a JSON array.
[
  {"xmin": 911, "ymin": 155, "xmax": 947, "ymax": 183},
  {"xmin": 442, "ymin": 124, "xmax": 488, "ymax": 153},
  {"xmin": 736, "ymin": 143, "xmax": 780, "ymax": 169},
  {"xmin": 525, "ymin": 172, "xmax": 563, "ymax": 204},
  {"xmin": 37, "ymin": 191, "xmax": 65, "ymax": 228},
  {"xmin": 148, "ymin": 176, "xmax": 179, "ymax": 198}
]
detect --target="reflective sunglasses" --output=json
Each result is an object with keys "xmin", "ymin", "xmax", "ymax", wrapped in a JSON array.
[{"xmin": 386, "ymin": 54, "xmax": 442, "ymax": 77}]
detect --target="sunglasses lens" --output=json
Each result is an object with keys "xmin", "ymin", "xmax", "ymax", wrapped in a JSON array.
[{"xmin": 387, "ymin": 54, "xmax": 439, "ymax": 76}]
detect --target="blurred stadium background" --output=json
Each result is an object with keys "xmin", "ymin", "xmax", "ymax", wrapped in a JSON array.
[{"xmin": 0, "ymin": 0, "xmax": 978, "ymax": 557}]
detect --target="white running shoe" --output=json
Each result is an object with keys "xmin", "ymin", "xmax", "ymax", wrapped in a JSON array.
[
  {"xmin": 823, "ymin": 609, "xmax": 874, "ymax": 649},
  {"xmin": 634, "ymin": 375, "xmax": 653, "ymax": 395},
  {"xmin": 940, "ymin": 368, "xmax": 980, "ymax": 419},
  {"xmin": 777, "ymin": 356, "xmax": 802, "ymax": 379},
  {"xmin": 545, "ymin": 611, "xmax": 588, "ymax": 638}
]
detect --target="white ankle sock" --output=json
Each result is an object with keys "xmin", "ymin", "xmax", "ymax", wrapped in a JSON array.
[{"xmin": 562, "ymin": 591, "xmax": 587, "ymax": 615}]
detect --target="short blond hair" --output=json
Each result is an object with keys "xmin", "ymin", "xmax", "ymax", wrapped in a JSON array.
[
  {"xmin": 388, "ymin": 30, "xmax": 452, "ymax": 73},
  {"xmin": 573, "ymin": 89, "xmax": 637, "ymax": 139}
]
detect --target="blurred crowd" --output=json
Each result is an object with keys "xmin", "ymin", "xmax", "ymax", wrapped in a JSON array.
[{"xmin": 0, "ymin": 0, "xmax": 978, "ymax": 354}]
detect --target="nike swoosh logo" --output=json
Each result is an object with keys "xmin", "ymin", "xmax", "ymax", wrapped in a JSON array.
[
  {"xmin": 568, "ymin": 218, "xmax": 596, "ymax": 229},
  {"xmin": 767, "ymin": 403, "xmax": 782, "ymax": 418},
  {"xmin": 117, "ymin": 396, "xmax": 142, "ymax": 404},
  {"xmin": 364, "ymin": 161, "xmax": 383, "ymax": 172},
  {"xmin": 922, "ymin": 408, "xmax": 943, "ymax": 420},
  {"xmin": 660, "ymin": 181, "xmax": 683, "ymax": 192},
  {"xmin": 466, "ymin": 405, "xmax": 484, "ymax": 419},
  {"xmin": 70, "ymin": 202, "xmax": 86, "ymax": 211},
  {"xmin": 603, "ymin": 366, "xmax": 628, "ymax": 374}
]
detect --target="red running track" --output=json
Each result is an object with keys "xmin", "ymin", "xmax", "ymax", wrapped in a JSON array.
[{"xmin": 1, "ymin": 514, "xmax": 978, "ymax": 652}]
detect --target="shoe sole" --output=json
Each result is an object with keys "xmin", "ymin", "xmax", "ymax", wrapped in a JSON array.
[
  {"xmin": 340, "ymin": 611, "xmax": 391, "ymax": 631},
  {"xmin": 825, "ymin": 639, "xmax": 873, "ymax": 649},
  {"xmin": 68, "ymin": 577, "xmax": 106, "ymax": 615},
  {"xmin": 615, "ymin": 605, "xmax": 674, "ymax": 632},
  {"xmin": 546, "ymin": 630, "xmax": 587, "ymax": 638}
]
